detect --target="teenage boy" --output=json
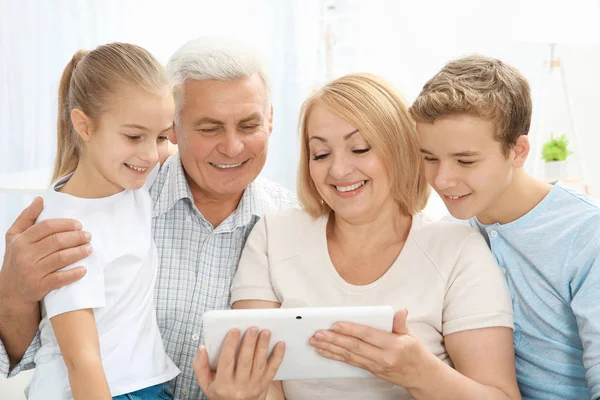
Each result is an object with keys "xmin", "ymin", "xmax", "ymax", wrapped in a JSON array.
[{"xmin": 410, "ymin": 55, "xmax": 599, "ymax": 400}]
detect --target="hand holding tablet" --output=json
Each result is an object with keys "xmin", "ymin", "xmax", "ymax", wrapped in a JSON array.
[{"xmin": 202, "ymin": 305, "xmax": 394, "ymax": 381}]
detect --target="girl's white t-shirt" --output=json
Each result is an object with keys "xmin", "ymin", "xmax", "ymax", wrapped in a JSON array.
[
  {"xmin": 231, "ymin": 208, "xmax": 514, "ymax": 400},
  {"xmin": 28, "ymin": 171, "xmax": 179, "ymax": 399}
]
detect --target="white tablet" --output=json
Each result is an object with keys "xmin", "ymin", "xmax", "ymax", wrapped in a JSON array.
[{"xmin": 202, "ymin": 305, "xmax": 394, "ymax": 381}]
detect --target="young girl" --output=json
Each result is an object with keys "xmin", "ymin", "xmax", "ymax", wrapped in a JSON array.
[{"xmin": 27, "ymin": 43, "xmax": 179, "ymax": 400}]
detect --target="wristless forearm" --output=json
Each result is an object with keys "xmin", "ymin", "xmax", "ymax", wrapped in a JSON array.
[
  {"xmin": 66, "ymin": 356, "xmax": 111, "ymax": 400},
  {"xmin": 0, "ymin": 281, "xmax": 40, "ymax": 369},
  {"xmin": 407, "ymin": 356, "xmax": 512, "ymax": 400}
]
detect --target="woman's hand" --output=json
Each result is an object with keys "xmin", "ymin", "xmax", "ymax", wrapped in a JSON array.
[
  {"xmin": 193, "ymin": 327, "xmax": 286, "ymax": 400},
  {"xmin": 311, "ymin": 309, "xmax": 519, "ymax": 399},
  {"xmin": 309, "ymin": 309, "xmax": 432, "ymax": 389}
]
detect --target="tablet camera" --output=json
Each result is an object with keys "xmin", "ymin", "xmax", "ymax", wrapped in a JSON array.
[{"xmin": 296, "ymin": 315, "xmax": 302, "ymax": 320}]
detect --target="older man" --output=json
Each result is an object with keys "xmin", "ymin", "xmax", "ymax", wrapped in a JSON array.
[{"xmin": 0, "ymin": 37, "xmax": 295, "ymax": 400}]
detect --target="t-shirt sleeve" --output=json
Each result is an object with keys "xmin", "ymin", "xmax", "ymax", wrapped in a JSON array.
[
  {"xmin": 569, "ymin": 220, "xmax": 600, "ymax": 399},
  {"xmin": 442, "ymin": 232, "xmax": 514, "ymax": 335},
  {"xmin": 230, "ymin": 217, "xmax": 280, "ymax": 305},
  {"xmin": 43, "ymin": 244, "xmax": 106, "ymax": 319}
]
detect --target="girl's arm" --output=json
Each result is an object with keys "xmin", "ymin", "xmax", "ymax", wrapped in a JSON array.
[{"xmin": 51, "ymin": 309, "xmax": 111, "ymax": 400}]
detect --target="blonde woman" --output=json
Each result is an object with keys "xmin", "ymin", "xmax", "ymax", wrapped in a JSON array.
[{"xmin": 229, "ymin": 73, "xmax": 521, "ymax": 400}]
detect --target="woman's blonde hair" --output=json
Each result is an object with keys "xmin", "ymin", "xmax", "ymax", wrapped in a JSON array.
[
  {"xmin": 297, "ymin": 73, "xmax": 430, "ymax": 218},
  {"xmin": 54, "ymin": 42, "xmax": 169, "ymax": 181}
]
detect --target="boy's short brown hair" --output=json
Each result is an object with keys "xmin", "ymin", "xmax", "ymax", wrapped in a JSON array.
[{"xmin": 409, "ymin": 55, "xmax": 532, "ymax": 156}]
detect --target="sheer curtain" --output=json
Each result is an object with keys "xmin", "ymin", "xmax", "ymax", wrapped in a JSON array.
[
  {"xmin": 0, "ymin": 0, "xmax": 323, "ymax": 255},
  {"xmin": 3, "ymin": 0, "xmax": 600, "ymax": 252}
]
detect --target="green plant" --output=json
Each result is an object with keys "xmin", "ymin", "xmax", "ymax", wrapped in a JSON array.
[{"xmin": 541, "ymin": 134, "xmax": 573, "ymax": 162}]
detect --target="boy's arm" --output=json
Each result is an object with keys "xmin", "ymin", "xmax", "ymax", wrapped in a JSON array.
[
  {"xmin": 51, "ymin": 309, "xmax": 111, "ymax": 400},
  {"xmin": 570, "ymin": 221, "xmax": 600, "ymax": 400}
]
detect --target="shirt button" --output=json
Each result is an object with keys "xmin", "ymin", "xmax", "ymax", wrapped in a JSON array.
[
  {"xmin": 501, "ymin": 268, "xmax": 507, "ymax": 275},
  {"xmin": 490, "ymin": 230, "xmax": 498, "ymax": 237},
  {"xmin": 192, "ymin": 333, "xmax": 199, "ymax": 341},
  {"xmin": 183, "ymin": 388, "xmax": 189, "ymax": 395}
]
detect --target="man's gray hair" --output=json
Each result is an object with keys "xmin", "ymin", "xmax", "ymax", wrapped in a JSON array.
[{"xmin": 167, "ymin": 36, "xmax": 272, "ymax": 125}]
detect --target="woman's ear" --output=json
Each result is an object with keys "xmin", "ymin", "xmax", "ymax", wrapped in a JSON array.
[{"xmin": 71, "ymin": 109, "xmax": 92, "ymax": 141}]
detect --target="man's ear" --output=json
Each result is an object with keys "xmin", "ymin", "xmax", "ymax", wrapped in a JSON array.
[
  {"xmin": 267, "ymin": 104, "xmax": 274, "ymax": 135},
  {"xmin": 512, "ymin": 135, "xmax": 530, "ymax": 168},
  {"xmin": 169, "ymin": 122, "xmax": 178, "ymax": 145},
  {"xmin": 71, "ymin": 109, "xmax": 92, "ymax": 141}
]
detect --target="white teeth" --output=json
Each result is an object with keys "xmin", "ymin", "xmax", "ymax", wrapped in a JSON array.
[
  {"xmin": 211, "ymin": 162, "xmax": 244, "ymax": 169},
  {"xmin": 335, "ymin": 181, "xmax": 366, "ymax": 193},
  {"xmin": 447, "ymin": 195, "xmax": 466, "ymax": 200},
  {"xmin": 126, "ymin": 164, "xmax": 148, "ymax": 172}
]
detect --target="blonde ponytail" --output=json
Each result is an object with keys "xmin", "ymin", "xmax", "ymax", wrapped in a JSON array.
[
  {"xmin": 53, "ymin": 50, "xmax": 88, "ymax": 181},
  {"xmin": 52, "ymin": 43, "xmax": 169, "ymax": 182}
]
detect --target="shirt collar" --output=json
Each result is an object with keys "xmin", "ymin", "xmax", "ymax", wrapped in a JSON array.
[
  {"xmin": 153, "ymin": 153, "xmax": 272, "ymax": 229},
  {"xmin": 229, "ymin": 177, "xmax": 272, "ymax": 229},
  {"xmin": 153, "ymin": 152, "xmax": 194, "ymax": 218}
]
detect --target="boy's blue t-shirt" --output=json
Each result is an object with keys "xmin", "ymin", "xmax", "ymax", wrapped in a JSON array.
[{"xmin": 461, "ymin": 182, "xmax": 600, "ymax": 400}]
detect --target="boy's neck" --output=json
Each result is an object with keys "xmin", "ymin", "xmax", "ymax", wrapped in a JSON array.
[{"xmin": 477, "ymin": 170, "xmax": 553, "ymax": 225}]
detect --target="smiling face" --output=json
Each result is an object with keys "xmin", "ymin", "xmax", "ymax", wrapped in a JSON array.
[
  {"xmin": 417, "ymin": 114, "xmax": 523, "ymax": 221},
  {"xmin": 171, "ymin": 73, "xmax": 272, "ymax": 202},
  {"xmin": 307, "ymin": 102, "xmax": 395, "ymax": 223},
  {"xmin": 75, "ymin": 84, "xmax": 174, "ymax": 194}
]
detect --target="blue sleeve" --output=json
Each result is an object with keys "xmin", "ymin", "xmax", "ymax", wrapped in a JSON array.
[{"xmin": 569, "ymin": 216, "xmax": 600, "ymax": 399}]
